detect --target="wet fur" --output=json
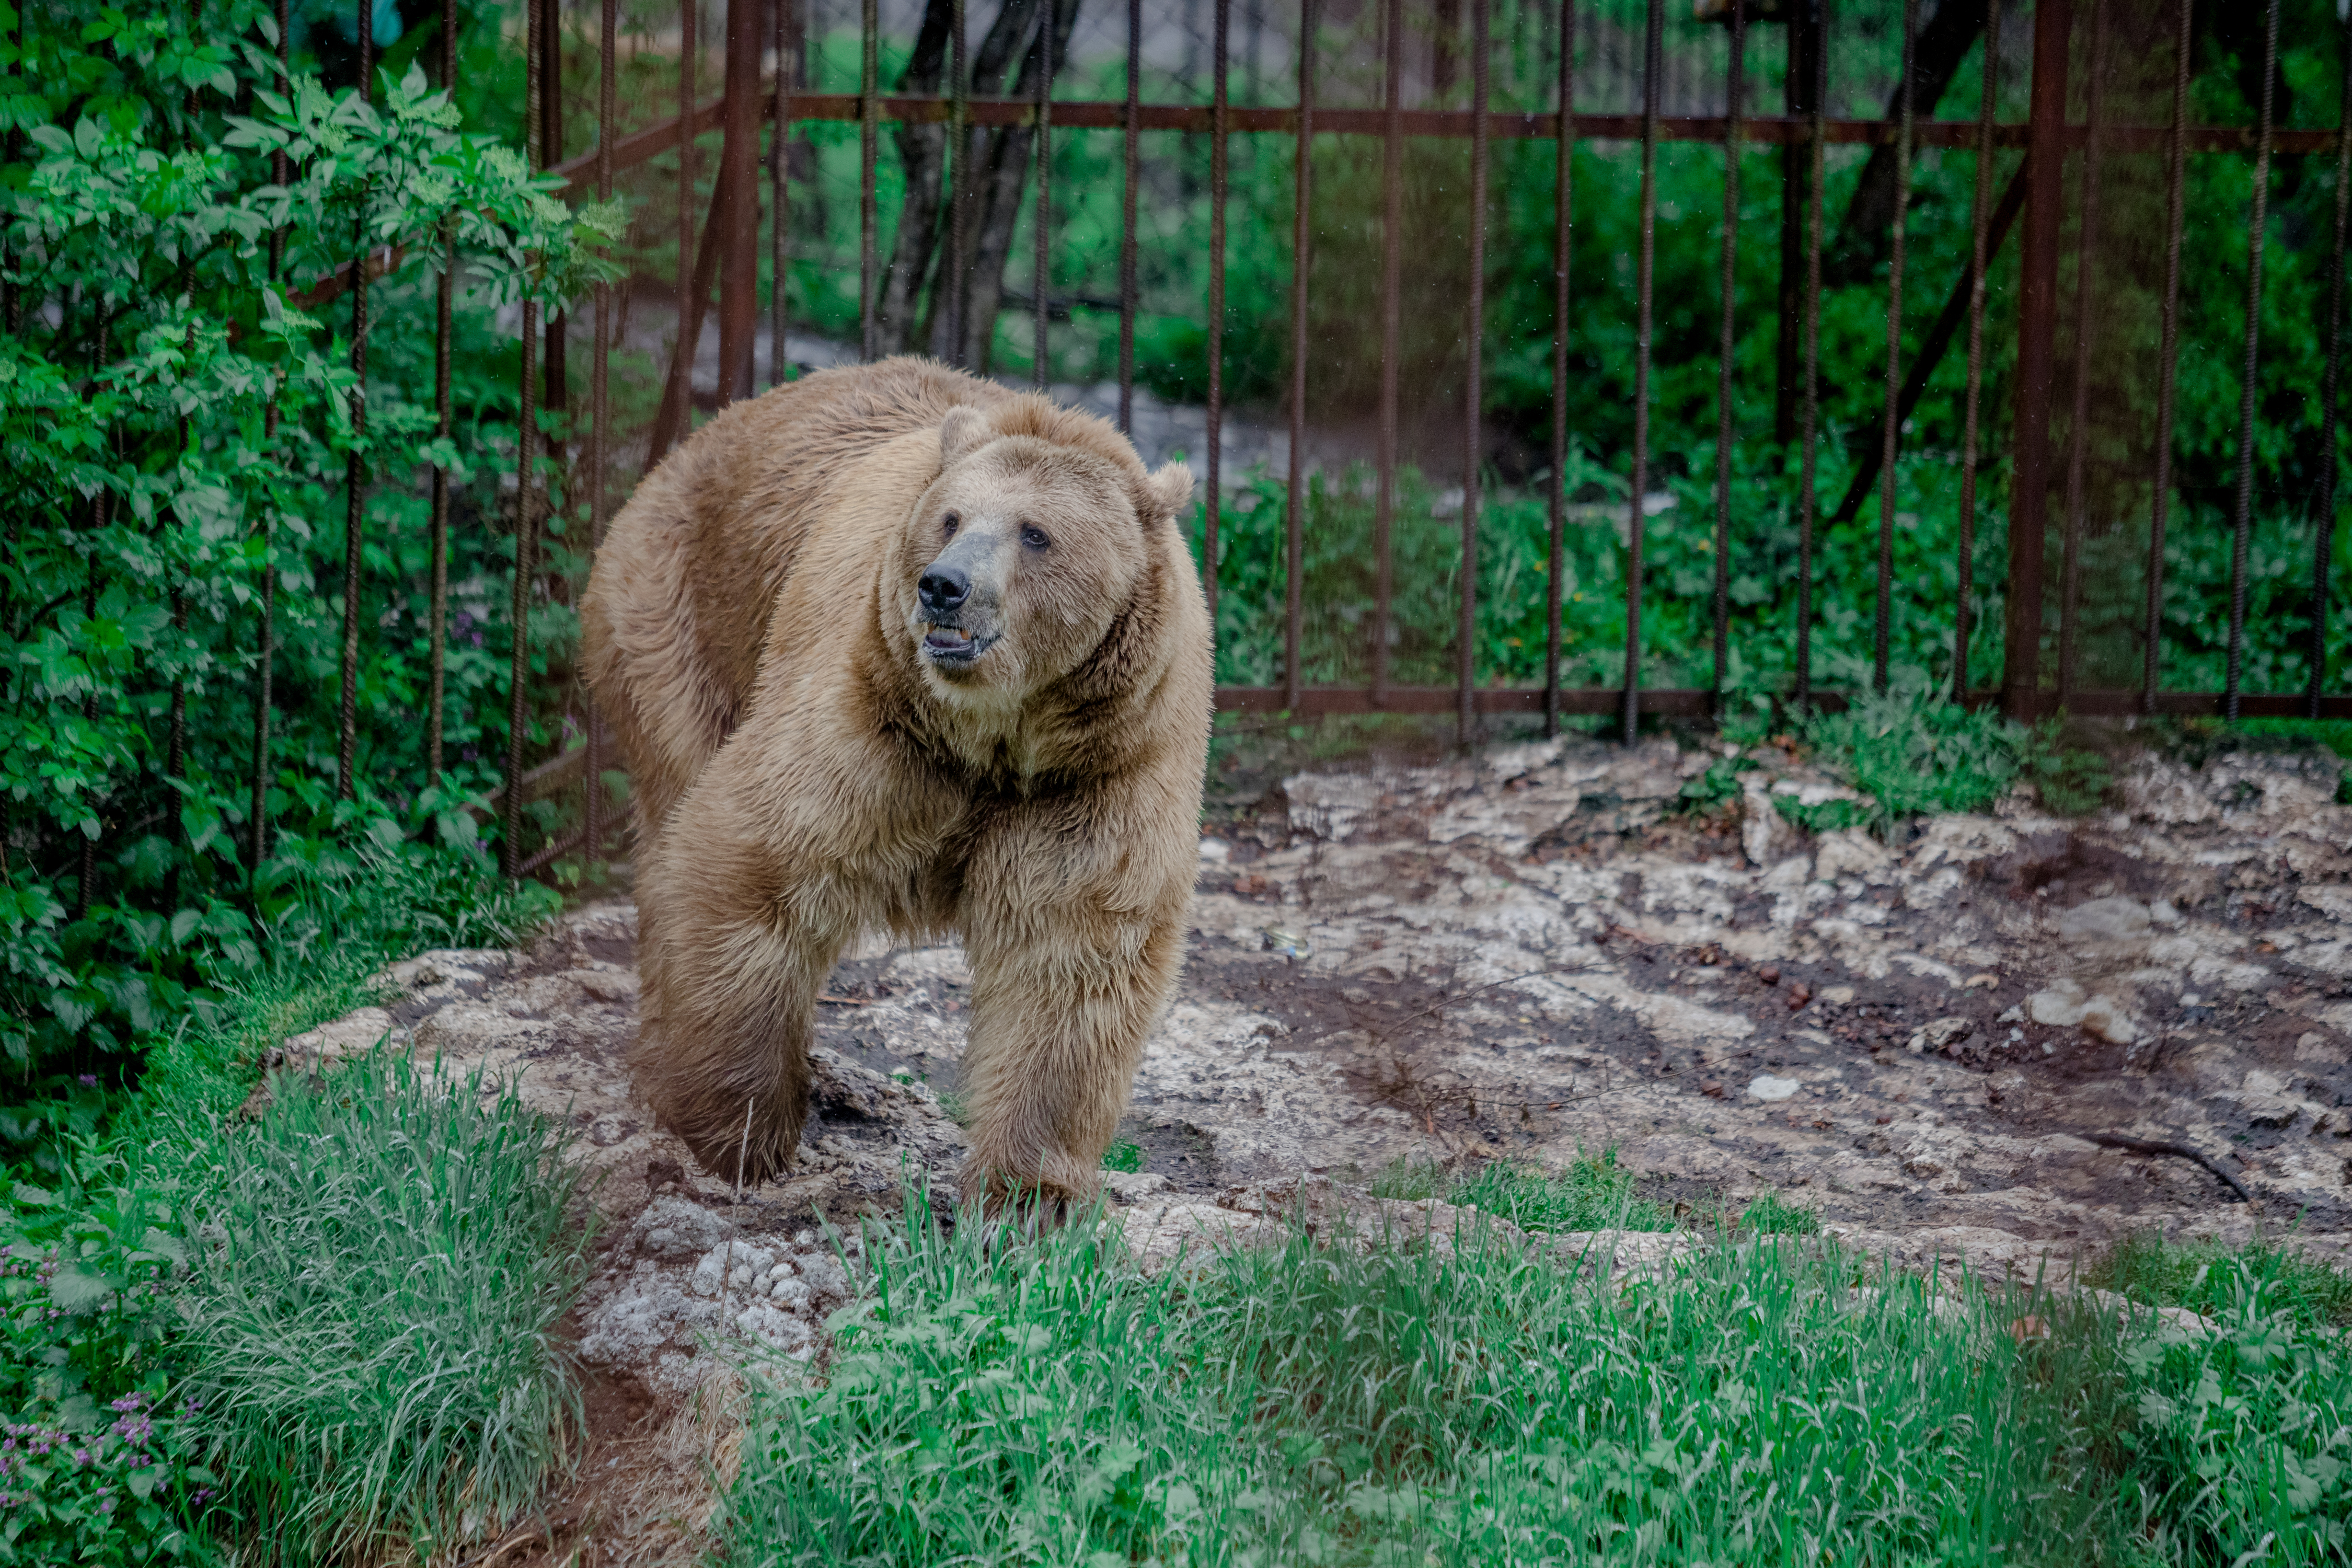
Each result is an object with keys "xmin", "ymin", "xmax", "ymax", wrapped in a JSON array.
[{"xmin": 580, "ymin": 359, "xmax": 1210, "ymax": 1203}]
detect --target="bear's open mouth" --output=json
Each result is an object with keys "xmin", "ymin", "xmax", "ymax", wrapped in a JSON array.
[{"xmin": 921, "ymin": 624, "xmax": 997, "ymax": 664}]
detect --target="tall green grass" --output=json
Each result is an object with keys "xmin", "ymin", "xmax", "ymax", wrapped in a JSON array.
[
  {"xmin": 174, "ymin": 1052, "xmax": 592, "ymax": 1565},
  {"xmin": 721, "ymin": 1193, "xmax": 2177, "ymax": 1567},
  {"xmin": 1375, "ymin": 1148, "xmax": 1675, "ymax": 1234}
]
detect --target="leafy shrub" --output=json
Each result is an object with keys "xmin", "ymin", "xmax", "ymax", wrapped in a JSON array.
[
  {"xmin": 174, "ymin": 1051, "xmax": 590, "ymax": 1565},
  {"xmin": 1671, "ymin": 755, "xmax": 1754, "ymax": 817},
  {"xmin": 0, "ymin": 1158, "xmax": 215, "ymax": 1564},
  {"xmin": 1100, "ymin": 1141, "xmax": 1144, "ymax": 1175},
  {"xmin": 1770, "ymin": 793, "xmax": 1875, "ymax": 835},
  {"xmin": 0, "ymin": 1, "xmax": 613, "ymax": 1093}
]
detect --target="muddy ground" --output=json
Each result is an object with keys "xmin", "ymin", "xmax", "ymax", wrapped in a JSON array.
[{"xmin": 283, "ymin": 727, "xmax": 2352, "ymax": 1561}]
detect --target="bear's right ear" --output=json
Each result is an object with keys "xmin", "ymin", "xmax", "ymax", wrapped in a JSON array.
[{"xmin": 939, "ymin": 406, "xmax": 993, "ymax": 468}]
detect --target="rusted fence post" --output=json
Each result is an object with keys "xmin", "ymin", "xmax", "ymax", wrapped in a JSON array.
[
  {"xmin": 718, "ymin": 0, "xmax": 763, "ymax": 404},
  {"xmin": 2002, "ymin": 0, "xmax": 2070, "ymax": 722}
]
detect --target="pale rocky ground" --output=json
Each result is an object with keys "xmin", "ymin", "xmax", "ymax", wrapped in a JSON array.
[{"xmin": 279, "ymin": 729, "xmax": 2351, "ymax": 1557}]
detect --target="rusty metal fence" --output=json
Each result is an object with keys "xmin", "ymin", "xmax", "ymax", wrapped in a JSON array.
[{"xmin": 299, "ymin": 0, "xmax": 2352, "ymax": 874}]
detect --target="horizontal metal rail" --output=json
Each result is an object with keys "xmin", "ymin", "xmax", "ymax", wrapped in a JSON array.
[{"xmin": 538, "ymin": 93, "xmax": 2347, "ymax": 194}]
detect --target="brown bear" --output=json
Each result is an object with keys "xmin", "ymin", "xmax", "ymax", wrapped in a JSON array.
[{"xmin": 580, "ymin": 358, "xmax": 1211, "ymax": 1206}]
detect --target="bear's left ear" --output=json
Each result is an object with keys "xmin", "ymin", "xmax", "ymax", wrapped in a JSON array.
[
  {"xmin": 939, "ymin": 406, "xmax": 994, "ymax": 468},
  {"xmin": 1141, "ymin": 462, "xmax": 1193, "ymax": 527}
]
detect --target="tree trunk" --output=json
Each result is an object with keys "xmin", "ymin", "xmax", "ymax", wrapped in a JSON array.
[
  {"xmin": 878, "ymin": 0, "xmax": 1079, "ymax": 367},
  {"xmin": 1820, "ymin": 0, "xmax": 1987, "ymax": 290}
]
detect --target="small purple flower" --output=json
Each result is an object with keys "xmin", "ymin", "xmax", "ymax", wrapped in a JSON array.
[
  {"xmin": 77, "ymin": 1074, "xmax": 97, "ymax": 1087},
  {"xmin": 72, "ymin": 1448, "xmax": 90, "ymax": 1466},
  {"xmin": 453, "ymin": 610, "xmax": 473, "ymax": 632}
]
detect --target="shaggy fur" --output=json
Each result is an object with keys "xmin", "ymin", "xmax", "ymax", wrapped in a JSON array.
[{"xmin": 580, "ymin": 358, "xmax": 1211, "ymax": 1203}]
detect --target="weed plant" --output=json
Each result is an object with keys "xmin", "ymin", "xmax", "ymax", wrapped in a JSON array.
[
  {"xmin": 175, "ymin": 1051, "xmax": 591, "ymax": 1565},
  {"xmin": 722, "ymin": 1191, "xmax": 2251, "ymax": 1567},
  {"xmin": 0, "ymin": 855, "xmax": 559, "ymax": 1565}
]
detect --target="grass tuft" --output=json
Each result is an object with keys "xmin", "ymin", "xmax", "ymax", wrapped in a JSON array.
[
  {"xmin": 1736, "ymin": 1189, "xmax": 1821, "ymax": 1236},
  {"xmin": 2085, "ymin": 1229, "xmax": 2352, "ymax": 1334},
  {"xmin": 1445, "ymin": 1150, "xmax": 1675, "ymax": 1233},
  {"xmin": 178, "ymin": 1051, "xmax": 592, "ymax": 1565},
  {"xmin": 1371, "ymin": 1150, "xmax": 1673, "ymax": 1233}
]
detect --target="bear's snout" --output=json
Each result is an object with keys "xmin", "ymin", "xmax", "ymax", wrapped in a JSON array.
[{"xmin": 918, "ymin": 563, "xmax": 970, "ymax": 616}]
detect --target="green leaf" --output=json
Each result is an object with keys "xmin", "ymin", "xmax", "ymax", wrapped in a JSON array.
[{"xmin": 48, "ymin": 1263, "xmax": 122, "ymax": 1313}]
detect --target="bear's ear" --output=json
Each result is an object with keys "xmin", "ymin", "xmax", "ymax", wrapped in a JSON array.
[
  {"xmin": 1140, "ymin": 462, "xmax": 1193, "ymax": 527},
  {"xmin": 939, "ymin": 406, "xmax": 993, "ymax": 467}
]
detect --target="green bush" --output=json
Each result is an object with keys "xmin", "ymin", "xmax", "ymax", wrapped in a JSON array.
[
  {"xmin": 0, "ymin": 0, "xmax": 613, "ymax": 1094},
  {"xmin": 0, "ymin": 1158, "xmax": 215, "ymax": 1564},
  {"xmin": 175, "ymin": 1052, "xmax": 591, "ymax": 1565}
]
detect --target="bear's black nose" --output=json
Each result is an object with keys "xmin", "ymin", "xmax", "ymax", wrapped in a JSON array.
[{"xmin": 918, "ymin": 565, "xmax": 970, "ymax": 615}]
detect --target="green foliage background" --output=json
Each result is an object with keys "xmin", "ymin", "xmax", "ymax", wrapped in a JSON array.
[{"xmin": 0, "ymin": 0, "xmax": 610, "ymax": 1100}]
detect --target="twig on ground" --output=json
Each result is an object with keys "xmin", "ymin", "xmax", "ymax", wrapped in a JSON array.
[
  {"xmin": 2086, "ymin": 1132, "xmax": 2255, "ymax": 1204},
  {"xmin": 816, "ymin": 994, "xmax": 870, "ymax": 1006}
]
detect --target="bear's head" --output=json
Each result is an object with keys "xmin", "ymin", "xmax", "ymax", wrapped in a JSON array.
[{"xmin": 892, "ymin": 402, "xmax": 1193, "ymax": 707}]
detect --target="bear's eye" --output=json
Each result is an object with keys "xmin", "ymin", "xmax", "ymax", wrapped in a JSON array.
[
  {"xmin": 1020, "ymin": 524, "xmax": 1050, "ymax": 550},
  {"xmin": 941, "ymin": 512, "xmax": 960, "ymax": 536}
]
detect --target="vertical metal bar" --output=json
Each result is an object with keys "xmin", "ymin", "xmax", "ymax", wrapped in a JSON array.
[
  {"xmin": 1284, "ymin": 0, "xmax": 1315, "ymax": 713},
  {"xmin": 2225, "ymin": 0, "xmax": 2279, "ymax": 723},
  {"xmin": 2311, "ymin": 8, "xmax": 2352, "ymax": 718},
  {"xmin": 771, "ymin": 0, "xmax": 793, "ymax": 390},
  {"xmin": 1544, "ymin": 0, "xmax": 1573, "ymax": 738},
  {"xmin": 337, "ymin": 0, "xmax": 373, "ymax": 802},
  {"xmin": 1373, "ymin": 0, "xmax": 1402, "ymax": 704},
  {"xmin": 1709, "ymin": 0, "xmax": 1744, "ymax": 705},
  {"xmin": 2005, "ymin": 0, "xmax": 2070, "ymax": 721},
  {"xmin": 674, "ymin": 0, "xmax": 698, "ymax": 418},
  {"xmin": 947, "ymin": 0, "xmax": 966, "ymax": 364},
  {"xmin": 1206, "ymin": 0, "xmax": 1228, "ymax": 637},
  {"xmin": 1621, "ymin": 0, "xmax": 1661, "ymax": 745},
  {"xmin": 506, "ymin": 303, "xmax": 540, "ymax": 880},
  {"xmin": 1034, "ymin": 0, "xmax": 1054, "ymax": 388},
  {"xmin": 2143, "ymin": 0, "xmax": 2190, "ymax": 711},
  {"xmin": 594, "ymin": 0, "xmax": 616, "ymax": 523},
  {"xmin": 586, "ymin": 0, "xmax": 617, "ymax": 859},
  {"xmin": 253, "ymin": 0, "xmax": 290, "ymax": 873},
  {"xmin": 1119, "ymin": 0, "xmax": 1141, "ymax": 433},
  {"xmin": 2058, "ymin": 0, "xmax": 2105, "ymax": 706},
  {"xmin": 542, "ymin": 0, "xmax": 568, "ymax": 434},
  {"xmin": 860, "ymin": 0, "xmax": 877, "ymax": 361},
  {"xmin": 1460, "ymin": 0, "xmax": 1489, "ymax": 747},
  {"xmin": 1955, "ymin": 0, "xmax": 1999, "ymax": 704},
  {"xmin": 720, "ymin": 0, "xmax": 762, "ymax": 401},
  {"xmin": 1872, "ymin": 0, "xmax": 1916, "ymax": 696},
  {"xmin": 507, "ymin": 0, "xmax": 546, "ymax": 879},
  {"xmin": 80, "ymin": 319, "xmax": 107, "ymax": 919},
  {"xmin": 428, "ymin": 0, "xmax": 457, "ymax": 787},
  {"xmin": 1795, "ymin": 7, "xmax": 1825, "ymax": 711}
]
